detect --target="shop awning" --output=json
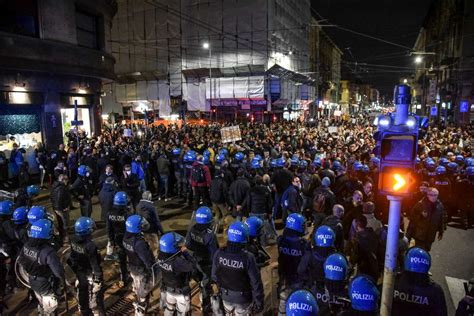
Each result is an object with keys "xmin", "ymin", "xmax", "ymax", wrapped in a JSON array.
[
  {"xmin": 267, "ymin": 64, "xmax": 316, "ymax": 85},
  {"xmin": 182, "ymin": 64, "xmax": 266, "ymax": 79}
]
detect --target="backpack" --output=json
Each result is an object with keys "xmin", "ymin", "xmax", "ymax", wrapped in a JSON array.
[
  {"xmin": 192, "ymin": 164, "xmax": 206, "ymax": 183},
  {"xmin": 313, "ymin": 192, "xmax": 326, "ymax": 214}
]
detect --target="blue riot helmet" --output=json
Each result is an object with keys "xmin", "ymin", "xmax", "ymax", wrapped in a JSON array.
[
  {"xmin": 251, "ymin": 159, "xmax": 261, "ymax": 169},
  {"xmin": 245, "ymin": 216, "xmax": 264, "ymax": 238},
  {"xmin": 27, "ymin": 205, "xmax": 46, "ymax": 224},
  {"xmin": 435, "ymin": 165, "xmax": 446, "ymax": 176},
  {"xmin": 348, "ymin": 275, "xmax": 379, "ymax": 312},
  {"xmin": 203, "ymin": 149, "xmax": 211, "ymax": 158},
  {"xmin": 196, "ymin": 206, "xmax": 213, "ymax": 224},
  {"xmin": 26, "ymin": 185, "xmax": 40, "ymax": 197},
  {"xmin": 361, "ymin": 164, "xmax": 369, "ymax": 173},
  {"xmin": 291, "ymin": 156, "xmax": 300, "ymax": 167},
  {"xmin": 424, "ymin": 158, "xmax": 436, "ymax": 170},
  {"xmin": 439, "ymin": 157, "xmax": 449, "ymax": 167},
  {"xmin": 126, "ymin": 214, "xmax": 143, "ymax": 233},
  {"xmin": 404, "ymin": 247, "xmax": 431, "ymax": 274},
  {"xmin": 160, "ymin": 232, "xmax": 185, "ymax": 254},
  {"xmin": 314, "ymin": 225, "xmax": 335, "ymax": 247},
  {"xmin": 216, "ymin": 153, "xmax": 225, "ymax": 164},
  {"xmin": 183, "ymin": 150, "xmax": 197, "ymax": 163},
  {"xmin": 0, "ymin": 200, "xmax": 14, "ymax": 216},
  {"xmin": 270, "ymin": 159, "xmax": 278, "ymax": 168},
  {"xmin": 113, "ymin": 191, "xmax": 129, "ymax": 206},
  {"xmin": 234, "ymin": 152, "xmax": 245, "ymax": 161},
  {"xmin": 466, "ymin": 166, "xmax": 474, "ymax": 176},
  {"xmin": 455, "ymin": 155, "xmax": 464, "ymax": 165},
  {"xmin": 446, "ymin": 162, "xmax": 458, "ymax": 173},
  {"xmin": 299, "ymin": 160, "xmax": 308, "ymax": 169},
  {"xmin": 75, "ymin": 217, "xmax": 95, "ymax": 236},
  {"xmin": 202, "ymin": 155, "xmax": 210, "ymax": 165},
  {"xmin": 332, "ymin": 160, "xmax": 342, "ymax": 171},
  {"xmin": 29, "ymin": 219, "xmax": 53, "ymax": 240},
  {"xmin": 219, "ymin": 148, "xmax": 229, "ymax": 157},
  {"xmin": 324, "ymin": 253, "xmax": 349, "ymax": 281},
  {"xmin": 227, "ymin": 221, "xmax": 249, "ymax": 244},
  {"xmin": 276, "ymin": 157, "xmax": 286, "ymax": 168},
  {"xmin": 78, "ymin": 165, "xmax": 90, "ymax": 177},
  {"xmin": 285, "ymin": 213, "xmax": 305, "ymax": 234},
  {"xmin": 312, "ymin": 157, "xmax": 322, "ymax": 168},
  {"xmin": 352, "ymin": 161, "xmax": 363, "ymax": 171},
  {"xmin": 285, "ymin": 289, "xmax": 318, "ymax": 316},
  {"xmin": 254, "ymin": 154, "xmax": 263, "ymax": 162},
  {"xmin": 369, "ymin": 157, "xmax": 380, "ymax": 167},
  {"xmin": 172, "ymin": 148, "xmax": 182, "ymax": 156},
  {"xmin": 12, "ymin": 207, "xmax": 29, "ymax": 224},
  {"xmin": 465, "ymin": 157, "xmax": 474, "ymax": 167}
]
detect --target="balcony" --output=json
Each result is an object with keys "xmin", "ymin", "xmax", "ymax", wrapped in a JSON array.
[{"xmin": 0, "ymin": 31, "xmax": 115, "ymax": 80}]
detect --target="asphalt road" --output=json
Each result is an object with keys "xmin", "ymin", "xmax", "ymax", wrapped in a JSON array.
[{"xmin": 4, "ymin": 190, "xmax": 473, "ymax": 315}]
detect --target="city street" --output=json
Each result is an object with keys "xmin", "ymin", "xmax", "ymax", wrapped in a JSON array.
[{"xmin": 4, "ymin": 190, "xmax": 473, "ymax": 315}]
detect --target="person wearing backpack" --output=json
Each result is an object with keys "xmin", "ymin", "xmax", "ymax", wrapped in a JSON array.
[
  {"xmin": 210, "ymin": 170, "xmax": 230, "ymax": 232},
  {"xmin": 312, "ymin": 177, "xmax": 336, "ymax": 225},
  {"xmin": 190, "ymin": 155, "xmax": 212, "ymax": 208}
]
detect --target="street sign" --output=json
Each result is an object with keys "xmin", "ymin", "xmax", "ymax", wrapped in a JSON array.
[
  {"xmin": 379, "ymin": 166, "xmax": 414, "ymax": 196},
  {"xmin": 460, "ymin": 100, "xmax": 469, "ymax": 113},
  {"xmin": 71, "ymin": 120, "xmax": 83, "ymax": 126},
  {"xmin": 221, "ymin": 126, "xmax": 242, "ymax": 143},
  {"xmin": 430, "ymin": 106, "xmax": 438, "ymax": 117}
]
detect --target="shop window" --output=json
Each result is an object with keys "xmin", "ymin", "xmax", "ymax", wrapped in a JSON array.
[
  {"xmin": 0, "ymin": 0, "xmax": 38, "ymax": 37},
  {"xmin": 76, "ymin": 10, "xmax": 99, "ymax": 49}
]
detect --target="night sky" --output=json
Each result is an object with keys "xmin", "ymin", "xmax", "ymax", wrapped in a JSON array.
[{"xmin": 312, "ymin": 0, "xmax": 433, "ymax": 98}]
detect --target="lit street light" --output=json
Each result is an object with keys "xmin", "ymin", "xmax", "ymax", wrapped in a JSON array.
[
  {"xmin": 202, "ymin": 42, "xmax": 210, "ymax": 49},
  {"xmin": 415, "ymin": 56, "xmax": 423, "ymax": 64}
]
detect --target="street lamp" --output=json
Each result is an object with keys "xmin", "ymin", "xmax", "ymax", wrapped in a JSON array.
[
  {"xmin": 415, "ymin": 56, "xmax": 423, "ymax": 64},
  {"xmin": 203, "ymin": 42, "xmax": 213, "ymax": 120}
]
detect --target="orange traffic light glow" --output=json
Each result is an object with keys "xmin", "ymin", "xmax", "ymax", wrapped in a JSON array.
[{"xmin": 393, "ymin": 173, "xmax": 406, "ymax": 191}]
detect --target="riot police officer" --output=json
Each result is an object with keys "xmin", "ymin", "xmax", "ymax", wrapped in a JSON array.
[
  {"xmin": 12, "ymin": 206, "xmax": 29, "ymax": 246},
  {"xmin": 17, "ymin": 219, "xmax": 66, "ymax": 315},
  {"xmin": 278, "ymin": 213, "xmax": 310, "ymax": 315},
  {"xmin": 339, "ymin": 275, "xmax": 379, "ymax": 315},
  {"xmin": 171, "ymin": 148, "xmax": 184, "ymax": 198},
  {"xmin": 285, "ymin": 289, "xmax": 319, "ymax": 316},
  {"xmin": 71, "ymin": 165, "xmax": 94, "ymax": 217},
  {"xmin": 392, "ymin": 247, "xmax": 447, "ymax": 315},
  {"xmin": 298, "ymin": 225, "xmax": 336, "ymax": 296},
  {"xmin": 245, "ymin": 216, "xmax": 271, "ymax": 268},
  {"xmin": 321, "ymin": 253, "xmax": 349, "ymax": 314},
  {"xmin": 158, "ymin": 232, "xmax": 196, "ymax": 316},
  {"xmin": 105, "ymin": 191, "xmax": 130, "ymax": 285},
  {"xmin": 0, "ymin": 200, "xmax": 16, "ymax": 301},
  {"xmin": 185, "ymin": 206, "xmax": 219, "ymax": 314},
  {"xmin": 456, "ymin": 166, "xmax": 474, "ymax": 229},
  {"xmin": 123, "ymin": 215, "xmax": 156, "ymax": 316},
  {"xmin": 211, "ymin": 221, "xmax": 264, "ymax": 315},
  {"xmin": 69, "ymin": 217, "xmax": 105, "ymax": 316}
]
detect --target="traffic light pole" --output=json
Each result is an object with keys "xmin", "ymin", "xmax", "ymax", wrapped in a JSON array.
[{"xmin": 380, "ymin": 195, "xmax": 402, "ymax": 315}]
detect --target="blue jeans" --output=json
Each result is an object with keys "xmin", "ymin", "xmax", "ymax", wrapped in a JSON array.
[{"xmin": 159, "ymin": 175, "xmax": 169, "ymax": 198}]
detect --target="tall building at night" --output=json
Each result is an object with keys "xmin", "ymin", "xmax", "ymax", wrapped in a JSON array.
[
  {"xmin": 103, "ymin": 0, "xmax": 316, "ymax": 122},
  {"xmin": 0, "ymin": 0, "xmax": 117, "ymax": 150}
]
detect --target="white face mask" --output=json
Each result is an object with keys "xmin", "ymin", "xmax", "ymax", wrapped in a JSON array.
[
  {"xmin": 126, "ymin": 171, "xmax": 131, "ymax": 175},
  {"xmin": 85, "ymin": 172, "xmax": 90, "ymax": 177}
]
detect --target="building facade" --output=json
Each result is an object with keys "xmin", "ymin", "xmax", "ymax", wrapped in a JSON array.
[
  {"xmin": 0, "ymin": 0, "xmax": 117, "ymax": 151},
  {"xmin": 103, "ymin": 0, "xmax": 316, "ymax": 122},
  {"xmin": 413, "ymin": 0, "xmax": 474, "ymax": 124}
]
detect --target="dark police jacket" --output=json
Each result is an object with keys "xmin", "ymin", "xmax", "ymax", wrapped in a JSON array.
[
  {"xmin": 18, "ymin": 239, "xmax": 65, "ymax": 283},
  {"xmin": 157, "ymin": 251, "xmax": 195, "ymax": 293},
  {"xmin": 69, "ymin": 235, "xmax": 103, "ymax": 279},
  {"xmin": 212, "ymin": 243, "xmax": 264, "ymax": 305},
  {"xmin": 123, "ymin": 232, "xmax": 155, "ymax": 271},
  {"xmin": 277, "ymin": 231, "xmax": 310, "ymax": 288},
  {"xmin": 392, "ymin": 272, "xmax": 447, "ymax": 316},
  {"xmin": 297, "ymin": 246, "xmax": 336, "ymax": 287},
  {"xmin": 185, "ymin": 223, "xmax": 218, "ymax": 266},
  {"xmin": 107, "ymin": 206, "xmax": 128, "ymax": 244}
]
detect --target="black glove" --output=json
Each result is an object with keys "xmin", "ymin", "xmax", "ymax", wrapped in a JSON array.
[{"xmin": 253, "ymin": 302, "xmax": 264, "ymax": 313}]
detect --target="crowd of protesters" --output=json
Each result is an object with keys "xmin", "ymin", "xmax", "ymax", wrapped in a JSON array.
[{"xmin": 1, "ymin": 115, "xmax": 473, "ymax": 315}]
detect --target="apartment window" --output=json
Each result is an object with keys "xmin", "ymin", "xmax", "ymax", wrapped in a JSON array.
[
  {"xmin": 76, "ymin": 10, "xmax": 99, "ymax": 49},
  {"xmin": 0, "ymin": 0, "xmax": 38, "ymax": 37}
]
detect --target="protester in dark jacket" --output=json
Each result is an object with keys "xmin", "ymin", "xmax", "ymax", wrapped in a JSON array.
[
  {"xmin": 136, "ymin": 191, "xmax": 164, "ymax": 256},
  {"xmin": 120, "ymin": 164, "xmax": 141, "ymax": 209},
  {"xmin": 51, "ymin": 174, "xmax": 71, "ymax": 243},
  {"xmin": 407, "ymin": 188, "xmax": 446, "ymax": 251},
  {"xmin": 342, "ymin": 190, "xmax": 364, "ymax": 240},
  {"xmin": 210, "ymin": 170, "xmax": 229, "ymax": 230},
  {"xmin": 280, "ymin": 176, "xmax": 303, "ymax": 221},
  {"xmin": 98, "ymin": 177, "xmax": 117, "ymax": 222},
  {"xmin": 156, "ymin": 153, "xmax": 171, "ymax": 200},
  {"xmin": 229, "ymin": 168, "xmax": 251, "ymax": 219},
  {"xmin": 246, "ymin": 175, "xmax": 273, "ymax": 217},
  {"xmin": 98, "ymin": 165, "xmax": 119, "ymax": 191},
  {"xmin": 317, "ymin": 204, "xmax": 345, "ymax": 251},
  {"xmin": 312, "ymin": 177, "xmax": 336, "ymax": 216}
]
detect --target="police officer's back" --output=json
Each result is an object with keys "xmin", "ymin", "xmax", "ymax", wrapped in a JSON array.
[
  {"xmin": 69, "ymin": 217, "xmax": 105, "ymax": 315},
  {"xmin": 245, "ymin": 216, "xmax": 271, "ymax": 268},
  {"xmin": 123, "ymin": 215, "xmax": 156, "ymax": 316},
  {"xmin": 211, "ymin": 221, "xmax": 264, "ymax": 314},
  {"xmin": 393, "ymin": 247, "xmax": 447, "ymax": 316}
]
